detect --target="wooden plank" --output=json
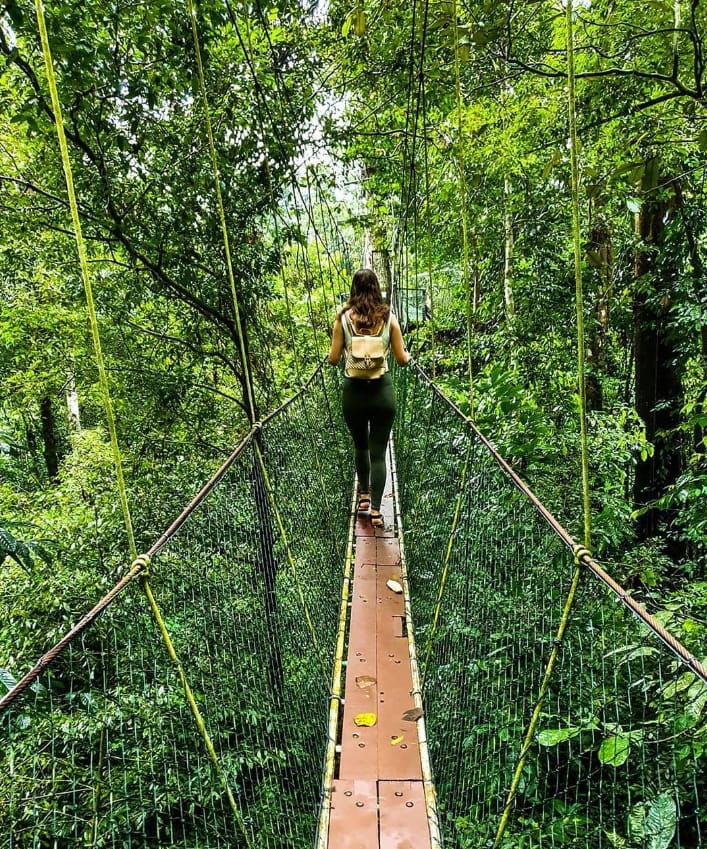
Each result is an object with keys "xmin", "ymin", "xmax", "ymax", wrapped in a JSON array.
[
  {"xmin": 376, "ymin": 538, "xmax": 401, "ymax": 567},
  {"xmin": 328, "ymin": 780, "xmax": 378, "ymax": 848},
  {"xmin": 327, "ymin": 452, "xmax": 435, "ymax": 848},
  {"xmin": 378, "ymin": 781, "xmax": 430, "ymax": 849},
  {"xmin": 376, "ymin": 567, "xmax": 422, "ymax": 780},
  {"xmin": 339, "ymin": 560, "xmax": 378, "ymax": 778}
]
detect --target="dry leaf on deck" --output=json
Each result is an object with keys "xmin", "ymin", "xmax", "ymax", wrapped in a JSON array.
[
  {"xmin": 355, "ymin": 675, "xmax": 377, "ymax": 689},
  {"xmin": 354, "ymin": 712, "xmax": 377, "ymax": 727},
  {"xmin": 402, "ymin": 707, "xmax": 423, "ymax": 722},
  {"xmin": 386, "ymin": 579, "xmax": 403, "ymax": 594}
]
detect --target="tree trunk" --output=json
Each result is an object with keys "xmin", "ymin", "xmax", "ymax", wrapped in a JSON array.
[
  {"xmin": 40, "ymin": 396, "xmax": 59, "ymax": 480},
  {"xmin": 503, "ymin": 178, "xmax": 515, "ymax": 321},
  {"xmin": 632, "ymin": 174, "xmax": 684, "ymax": 553},
  {"xmin": 372, "ymin": 248, "xmax": 392, "ymax": 302},
  {"xmin": 586, "ymin": 219, "xmax": 613, "ymax": 411},
  {"xmin": 66, "ymin": 369, "xmax": 81, "ymax": 431},
  {"xmin": 673, "ymin": 179, "xmax": 707, "ymax": 455}
]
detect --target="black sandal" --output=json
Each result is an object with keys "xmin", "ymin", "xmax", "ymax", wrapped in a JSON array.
[
  {"xmin": 357, "ymin": 493, "xmax": 371, "ymax": 513},
  {"xmin": 370, "ymin": 510, "xmax": 384, "ymax": 529}
]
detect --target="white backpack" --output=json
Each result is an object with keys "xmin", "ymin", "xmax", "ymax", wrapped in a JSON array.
[{"xmin": 342, "ymin": 311, "xmax": 391, "ymax": 378}]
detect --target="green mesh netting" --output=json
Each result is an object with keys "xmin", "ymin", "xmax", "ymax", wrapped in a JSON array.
[
  {"xmin": 3, "ymin": 362, "xmax": 705, "ymax": 849},
  {"xmin": 393, "ymin": 364, "xmax": 706, "ymax": 849},
  {"xmin": 1, "ymin": 366, "xmax": 351, "ymax": 849}
]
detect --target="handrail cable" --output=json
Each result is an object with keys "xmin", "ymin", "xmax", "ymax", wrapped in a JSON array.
[
  {"xmin": 411, "ymin": 360, "xmax": 707, "ymax": 684},
  {"xmin": 0, "ymin": 360, "xmax": 325, "ymax": 716}
]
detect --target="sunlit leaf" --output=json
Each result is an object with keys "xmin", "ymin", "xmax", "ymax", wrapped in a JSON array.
[
  {"xmin": 598, "ymin": 734, "xmax": 630, "ymax": 767},
  {"xmin": 0, "ymin": 668, "xmax": 18, "ymax": 694},
  {"xmin": 537, "ymin": 726, "xmax": 580, "ymax": 746},
  {"xmin": 354, "ymin": 712, "xmax": 377, "ymax": 727}
]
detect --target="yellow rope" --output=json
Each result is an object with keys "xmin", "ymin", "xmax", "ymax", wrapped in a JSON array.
[
  {"xmin": 36, "ymin": 11, "xmax": 254, "ymax": 842},
  {"xmin": 141, "ymin": 568, "xmax": 254, "ymax": 848},
  {"xmin": 186, "ymin": 0, "xmax": 257, "ymax": 423},
  {"xmin": 566, "ymin": 0, "xmax": 592, "ymax": 550},
  {"xmin": 252, "ymin": 440, "xmax": 329, "ymax": 686},
  {"xmin": 34, "ymin": 0, "xmax": 137, "ymax": 561},
  {"xmin": 420, "ymin": 435, "xmax": 473, "ymax": 684},
  {"xmin": 492, "ymin": 562, "xmax": 583, "ymax": 848},
  {"xmin": 187, "ymin": 1, "xmax": 329, "ymax": 687},
  {"xmin": 492, "ymin": 4, "xmax": 592, "ymax": 842}
]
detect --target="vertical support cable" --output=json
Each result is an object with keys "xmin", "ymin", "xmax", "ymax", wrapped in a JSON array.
[
  {"xmin": 34, "ymin": 6, "xmax": 254, "ymax": 844},
  {"xmin": 452, "ymin": 0, "xmax": 474, "ymax": 415},
  {"xmin": 34, "ymin": 0, "xmax": 137, "ymax": 561},
  {"xmin": 566, "ymin": 0, "xmax": 592, "ymax": 549},
  {"xmin": 492, "ymin": 2, "xmax": 591, "ymax": 843},
  {"xmin": 186, "ymin": 0, "xmax": 257, "ymax": 424}
]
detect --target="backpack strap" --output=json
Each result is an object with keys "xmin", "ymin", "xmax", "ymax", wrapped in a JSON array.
[{"xmin": 340, "ymin": 310, "xmax": 353, "ymax": 348}]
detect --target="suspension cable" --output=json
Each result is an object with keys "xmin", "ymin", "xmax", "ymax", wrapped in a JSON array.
[
  {"xmin": 567, "ymin": 4, "xmax": 592, "ymax": 550},
  {"xmin": 34, "ymin": 0, "xmax": 137, "ymax": 561},
  {"xmin": 188, "ymin": 0, "xmax": 332, "ymax": 687},
  {"xmin": 186, "ymin": 0, "xmax": 257, "ymax": 424},
  {"xmin": 492, "ymin": 3, "xmax": 590, "ymax": 842},
  {"xmin": 452, "ymin": 0, "xmax": 474, "ymax": 414}
]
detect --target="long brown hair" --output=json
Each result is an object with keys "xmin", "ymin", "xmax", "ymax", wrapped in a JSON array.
[{"xmin": 338, "ymin": 268, "xmax": 390, "ymax": 331}]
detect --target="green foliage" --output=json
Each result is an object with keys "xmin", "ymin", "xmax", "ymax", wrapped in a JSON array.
[{"xmin": 0, "ymin": 521, "xmax": 53, "ymax": 572}]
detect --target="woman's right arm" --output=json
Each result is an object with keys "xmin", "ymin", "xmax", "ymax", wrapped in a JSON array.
[{"xmin": 328, "ymin": 316, "xmax": 344, "ymax": 365}]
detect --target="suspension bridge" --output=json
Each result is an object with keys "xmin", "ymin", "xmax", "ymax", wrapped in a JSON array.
[
  {"xmin": 2, "ymin": 363, "xmax": 706, "ymax": 848},
  {"xmin": 2, "ymin": 1, "xmax": 707, "ymax": 847}
]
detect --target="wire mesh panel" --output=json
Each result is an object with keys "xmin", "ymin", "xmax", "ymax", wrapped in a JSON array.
[
  {"xmin": 393, "ymin": 365, "xmax": 706, "ymax": 849},
  {"xmin": 1, "ymin": 367, "xmax": 352, "ymax": 849}
]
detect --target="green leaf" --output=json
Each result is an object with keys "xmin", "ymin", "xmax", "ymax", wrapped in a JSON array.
[
  {"xmin": 542, "ymin": 150, "xmax": 562, "ymax": 181},
  {"xmin": 645, "ymin": 793, "xmax": 676, "ymax": 849},
  {"xmin": 598, "ymin": 734, "xmax": 630, "ymax": 766},
  {"xmin": 626, "ymin": 197, "xmax": 642, "ymax": 214},
  {"xmin": 537, "ymin": 726, "xmax": 580, "ymax": 746},
  {"xmin": 604, "ymin": 831, "xmax": 628, "ymax": 848},
  {"xmin": 697, "ymin": 128, "xmax": 707, "ymax": 151},
  {"xmin": 629, "ymin": 801, "xmax": 650, "ymax": 840},
  {"xmin": 0, "ymin": 668, "xmax": 18, "ymax": 694},
  {"xmin": 341, "ymin": 10, "xmax": 353, "ymax": 37},
  {"xmin": 353, "ymin": 7, "xmax": 366, "ymax": 37}
]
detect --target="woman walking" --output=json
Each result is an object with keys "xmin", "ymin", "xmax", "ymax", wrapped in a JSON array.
[{"xmin": 328, "ymin": 268, "xmax": 411, "ymax": 528}]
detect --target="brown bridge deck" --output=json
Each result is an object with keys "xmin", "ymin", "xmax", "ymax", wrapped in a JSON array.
[{"xmin": 319, "ymin": 448, "xmax": 439, "ymax": 849}]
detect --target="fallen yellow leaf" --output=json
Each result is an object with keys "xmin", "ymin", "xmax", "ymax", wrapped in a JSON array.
[
  {"xmin": 390, "ymin": 735, "xmax": 404, "ymax": 746},
  {"xmin": 354, "ymin": 712, "xmax": 377, "ymax": 727}
]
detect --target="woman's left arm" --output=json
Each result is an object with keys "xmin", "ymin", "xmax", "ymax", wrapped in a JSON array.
[
  {"xmin": 390, "ymin": 316, "xmax": 411, "ymax": 366},
  {"xmin": 328, "ymin": 316, "xmax": 344, "ymax": 365}
]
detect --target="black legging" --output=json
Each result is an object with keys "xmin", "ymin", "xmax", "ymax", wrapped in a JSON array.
[{"xmin": 342, "ymin": 373, "xmax": 396, "ymax": 511}]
